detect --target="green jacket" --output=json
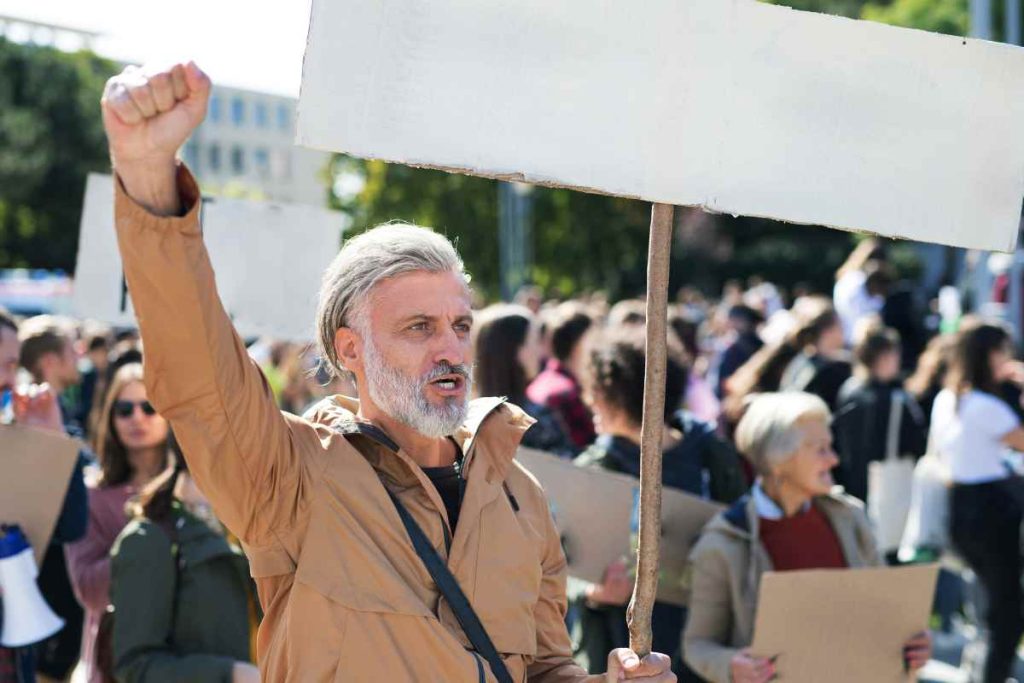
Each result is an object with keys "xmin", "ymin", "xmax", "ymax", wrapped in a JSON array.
[{"xmin": 110, "ymin": 506, "xmax": 255, "ymax": 683}]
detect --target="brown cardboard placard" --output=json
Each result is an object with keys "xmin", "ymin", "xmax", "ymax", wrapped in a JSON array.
[
  {"xmin": 516, "ymin": 447, "xmax": 722, "ymax": 607},
  {"xmin": 0, "ymin": 425, "xmax": 81, "ymax": 566},
  {"xmin": 750, "ymin": 564, "xmax": 939, "ymax": 683}
]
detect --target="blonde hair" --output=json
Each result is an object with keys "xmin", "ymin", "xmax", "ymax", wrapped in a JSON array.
[{"xmin": 734, "ymin": 392, "xmax": 831, "ymax": 475}]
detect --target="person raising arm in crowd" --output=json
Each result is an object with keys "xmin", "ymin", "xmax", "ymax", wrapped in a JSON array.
[{"xmin": 101, "ymin": 61, "xmax": 673, "ymax": 682}]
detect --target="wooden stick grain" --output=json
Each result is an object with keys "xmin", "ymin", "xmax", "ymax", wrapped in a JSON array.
[{"xmin": 627, "ymin": 202, "xmax": 675, "ymax": 658}]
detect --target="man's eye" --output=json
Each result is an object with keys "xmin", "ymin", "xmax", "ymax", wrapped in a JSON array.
[
  {"xmin": 454, "ymin": 323, "xmax": 471, "ymax": 333},
  {"xmin": 410, "ymin": 323, "xmax": 428, "ymax": 331}
]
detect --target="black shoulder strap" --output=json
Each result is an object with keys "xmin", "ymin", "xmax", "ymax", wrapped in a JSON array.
[{"xmin": 386, "ymin": 490, "xmax": 513, "ymax": 683}]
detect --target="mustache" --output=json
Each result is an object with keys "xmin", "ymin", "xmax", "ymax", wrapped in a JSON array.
[{"xmin": 421, "ymin": 361, "xmax": 472, "ymax": 383}]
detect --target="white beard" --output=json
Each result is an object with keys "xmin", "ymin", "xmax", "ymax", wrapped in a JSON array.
[{"xmin": 361, "ymin": 334, "xmax": 471, "ymax": 438}]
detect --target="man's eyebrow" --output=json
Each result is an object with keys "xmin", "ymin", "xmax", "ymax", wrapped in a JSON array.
[
  {"xmin": 395, "ymin": 313, "xmax": 473, "ymax": 325},
  {"xmin": 396, "ymin": 313, "xmax": 433, "ymax": 325}
]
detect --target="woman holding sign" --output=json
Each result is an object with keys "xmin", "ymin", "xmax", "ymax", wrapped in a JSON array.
[
  {"xmin": 573, "ymin": 329, "xmax": 746, "ymax": 677},
  {"xmin": 682, "ymin": 392, "xmax": 930, "ymax": 683}
]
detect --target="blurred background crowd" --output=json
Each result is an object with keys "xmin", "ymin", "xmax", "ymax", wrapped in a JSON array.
[{"xmin": 4, "ymin": 234, "xmax": 1024, "ymax": 682}]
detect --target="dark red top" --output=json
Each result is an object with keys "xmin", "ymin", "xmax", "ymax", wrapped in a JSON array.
[
  {"xmin": 526, "ymin": 359, "xmax": 595, "ymax": 449},
  {"xmin": 759, "ymin": 505, "xmax": 848, "ymax": 571}
]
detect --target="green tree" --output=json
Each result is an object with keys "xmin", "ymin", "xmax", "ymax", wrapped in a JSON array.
[
  {"xmin": 0, "ymin": 38, "xmax": 117, "ymax": 271},
  {"xmin": 861, "ymin": 0, "xmax": 968, "ymax": 36}
]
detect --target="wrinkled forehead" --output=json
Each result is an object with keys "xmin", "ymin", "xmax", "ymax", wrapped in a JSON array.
[{"xmin": 365, "ymin": 270, "xmax": 473, "ymax": 322}]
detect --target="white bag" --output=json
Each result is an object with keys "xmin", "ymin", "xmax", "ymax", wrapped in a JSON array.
[
  {"xmin": 867, "ymin": 390, "xmax": 916, "ymax": 553},
  {"xmin": 898, "ymin": 425, "xmax": 952, "ymax": 561}
]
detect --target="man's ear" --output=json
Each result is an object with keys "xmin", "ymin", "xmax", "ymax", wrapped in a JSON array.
[{"xmin": 334, "ymin": 327, "xmax": 361, "ymax": 376}]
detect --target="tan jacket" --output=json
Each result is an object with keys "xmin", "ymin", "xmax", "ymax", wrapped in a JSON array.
[
  {"xmin": 114, "ymin": 166, "xmax": 594, "ymax": 682},
  {"xmin": 682, "ymin": 491, "xmax": 881, "ymax": 683}
]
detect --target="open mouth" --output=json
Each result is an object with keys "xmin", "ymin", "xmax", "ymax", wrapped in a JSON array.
[{"xmin": 429, "ymin": 374, "xmax": 465, "ymax": 392}]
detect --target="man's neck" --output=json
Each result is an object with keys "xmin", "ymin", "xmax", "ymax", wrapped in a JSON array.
[{"xmin": 360, "ymin": 409, "xmax": 456, "ymax": 468}]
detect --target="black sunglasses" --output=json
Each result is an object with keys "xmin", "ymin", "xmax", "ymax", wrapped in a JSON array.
[{"xmin": 113, "ymin": 400, "xmax": 157, "ymax": 419}]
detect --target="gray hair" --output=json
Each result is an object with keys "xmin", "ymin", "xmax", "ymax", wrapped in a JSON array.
[
  {"xmin": 315, "ymin": 222, "xmax": 467, "ymax": 378},
  {"xmin": 734, "ymin": 392, "xmax": 831, "ymax": 475}
]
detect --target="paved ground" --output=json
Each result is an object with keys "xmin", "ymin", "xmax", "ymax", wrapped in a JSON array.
[{"xmin": 920, "ymin": 630, "xmax": 1024, "ymax": 683}]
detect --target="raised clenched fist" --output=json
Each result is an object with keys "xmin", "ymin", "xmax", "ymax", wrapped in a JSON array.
[{"xmin": 101, "ymin": 62, "xmax": 211, "ymax": 215}]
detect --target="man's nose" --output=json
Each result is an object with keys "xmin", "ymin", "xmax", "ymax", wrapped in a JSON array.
[{"xmin": 432, "ymin": 327, "xmax": 467, "ymax": 367}]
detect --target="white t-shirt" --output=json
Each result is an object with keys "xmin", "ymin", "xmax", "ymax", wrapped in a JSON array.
[
  {"xmin": 931, "ymin": 388, "xmax": 1020, "ymax": 484},
  {"xmin": 834, "ymin": 270, "xmax": 884, "ymax": 344}
]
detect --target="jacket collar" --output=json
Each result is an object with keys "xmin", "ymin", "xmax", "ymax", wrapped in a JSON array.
[
  {"xmin": 304, "ymin": 394, "xmax": 536, "ymax": 485},
  {"xmin": 715, "ymin": 487, "xmax": 857, "ymax": 541}
]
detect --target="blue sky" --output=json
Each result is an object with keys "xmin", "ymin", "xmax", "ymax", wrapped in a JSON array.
[{"xmin": 0, "ymin": 0, "xmax": 311, "ymax": 96}]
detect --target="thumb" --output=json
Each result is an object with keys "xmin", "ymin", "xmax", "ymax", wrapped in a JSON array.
[{"xmin": 605, "ymin": 648, "xmax": 641, "ymax": 681}]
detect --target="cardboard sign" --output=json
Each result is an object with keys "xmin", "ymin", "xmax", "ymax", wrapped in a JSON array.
[
  {"xmin": 297, "ymin": 0, "xmax": 1024, "ymax": 252},
  {"xmin": 750, "ymin": 564, "xmax": 939, "ymax": 683},
  {"xmin": 0, "ymin": 425, "xmax": 81, "ymax": 566},
  {"xmin": 73, "ymin": 174, "xmax": 346, "ymax": 341},
  {"xmin": 516, "ymin": 447, "xmax": 722, "ymax": 607}
]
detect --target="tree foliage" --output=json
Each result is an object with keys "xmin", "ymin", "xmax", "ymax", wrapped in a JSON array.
[{"xmin": 0, "ymin": 38, "xmax": 117, "ymax": 271}]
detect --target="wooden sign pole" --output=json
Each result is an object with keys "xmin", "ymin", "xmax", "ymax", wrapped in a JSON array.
[{"xmin": 627, "ymin": 202, "xmax": 675, "ymax": 657}]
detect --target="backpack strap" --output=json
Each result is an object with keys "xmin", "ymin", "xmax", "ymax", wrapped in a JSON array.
[
  {"xmin": 386, "ymin": 490, "xmax": 514, "ymax": 683},
  {"xmin": 330, "ymin": 419, "xmax": 513, "ymax": 683}
]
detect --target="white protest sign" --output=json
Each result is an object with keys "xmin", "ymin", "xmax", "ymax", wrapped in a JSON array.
[
  {"xmin": 73, "ymin": 174, "xmax": 345, "ymax": 341},
  {"xmin": 297, "ymin": 0, "xmax": 1024, "ymax": 252}
]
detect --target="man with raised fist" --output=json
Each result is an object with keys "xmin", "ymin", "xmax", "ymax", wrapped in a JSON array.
[{"xmin": 102, "ymin": 62, "xmax": 675, "ymax": 682}]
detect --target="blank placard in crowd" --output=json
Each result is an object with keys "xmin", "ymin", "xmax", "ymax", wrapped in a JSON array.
[
  {"xmin": 516, "ymin": 447, "xmax": 722, "ymax": 607},
  {"xmin": 750, "ymin": 564, "xmax": 939, "ymax": 682},
  {"xmin": 0, "ymin": 426, "xmax": 80, "ymax": 566},
  {"xmin": 74, "ymin": 174, "xmax": 345, "ymax": 341},
  {"xmin": 298, "ymin": 0, "xmax": 1024, "ymax": 252}
]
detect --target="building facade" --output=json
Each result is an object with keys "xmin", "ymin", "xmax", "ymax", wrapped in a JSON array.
[{"xmin": 181, "ymin": 84, "xmax": 331, "ymax": 206}]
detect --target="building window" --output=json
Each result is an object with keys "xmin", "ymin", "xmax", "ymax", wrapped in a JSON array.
[
  {"xmin": 209, "ymin": 144, "xmax": 221, "ymax": 172},
  {"xmin": 209, "ymin": 95, "xmax": 221, "ymax": 123},
  {"xmin": 277, "ymin": 104, "xmax": 290, "ymax": 131},
  {"xmin": 231, "ymin": 97, "xmax": 245, "ymax": 126},
  {"xmin": 254, "ymin": 148, "xmax": 269, "ymax": 178},
  {"xmin": 231, "ymin": 146, "xmax": 245, "ymax": 175},
  {"xmin": 255, "ymin": 102, "xmax": 268, "ymax": 128}
]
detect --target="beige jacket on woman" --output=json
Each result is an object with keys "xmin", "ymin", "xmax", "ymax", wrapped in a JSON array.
[{"xmin": 683, "ymin": 491, "xmax": 881, "ymax": 683}]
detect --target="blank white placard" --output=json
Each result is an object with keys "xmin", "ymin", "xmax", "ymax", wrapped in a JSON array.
[
  {"xmin": 74, "ymin": 174, "xmax": 345, "ymax": 341},
  {"xmin": 297, "ymin": 0, "xmax": 1024, "ymax": 251}
]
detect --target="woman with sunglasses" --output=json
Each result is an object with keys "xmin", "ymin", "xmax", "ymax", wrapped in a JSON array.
[{"xmin": 65, "ymin": 362, "xmax": 170, "ymax": 683}]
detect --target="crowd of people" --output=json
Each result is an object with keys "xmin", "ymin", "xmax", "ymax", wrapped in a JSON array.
[
  {"xmin": 4, "ymin": 231, "xmax": 1020, "ymax": 682},
  {"xmin": 2, "ymin": 60, "xmax": 1024, "ymax": 683}
]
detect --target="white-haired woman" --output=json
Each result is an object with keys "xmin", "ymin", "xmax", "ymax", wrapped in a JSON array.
[{"xmin": 682, "ymin": 392, "xmax": 931, "ymax": 683}]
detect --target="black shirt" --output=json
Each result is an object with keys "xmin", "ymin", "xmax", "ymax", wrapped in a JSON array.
[{"xmin": 422, "ymin": 459, "xmax": 463, "ymax": 533}]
